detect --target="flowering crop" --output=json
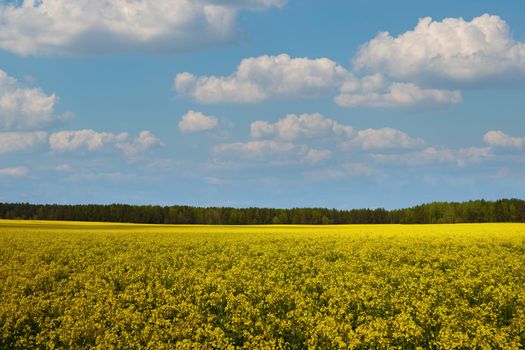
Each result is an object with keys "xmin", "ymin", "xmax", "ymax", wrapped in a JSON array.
[{"xmin": 1, "ymin": 220, "xmax": 524, "ymax": 349}]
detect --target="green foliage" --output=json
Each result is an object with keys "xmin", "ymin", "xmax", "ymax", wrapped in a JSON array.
[
  {"xmin": 1, "ymin": 198, "xmax": 524, "ymax": 225},
  {"xmin": 1, "ymin": 222, "xmax": 524, "ymax": 349}
]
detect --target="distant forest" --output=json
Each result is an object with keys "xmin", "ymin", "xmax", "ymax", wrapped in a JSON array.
[{"xmin": 1, "ymin": 199, "xmax": 525, "ymax": 224}]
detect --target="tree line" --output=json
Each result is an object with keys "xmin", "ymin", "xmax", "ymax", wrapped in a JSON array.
[{"xmin": 0, "ymin": 199, "xmax": 524, "ymax": 225}]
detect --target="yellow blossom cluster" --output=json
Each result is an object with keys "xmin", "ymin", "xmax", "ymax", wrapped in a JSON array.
[{"xmin": 0, "ymin": 221, "xmax": 524, "ymax": 349}]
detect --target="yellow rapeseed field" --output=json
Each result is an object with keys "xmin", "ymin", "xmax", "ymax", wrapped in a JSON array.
[{"xmin": 1, "ymin": 220, "xmax": 524, "ymax": 349}]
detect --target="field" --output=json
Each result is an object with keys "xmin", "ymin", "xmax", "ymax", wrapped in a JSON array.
[{"xmin": 1, "ymin": 220, "xmax": 524, "ymax": 349}]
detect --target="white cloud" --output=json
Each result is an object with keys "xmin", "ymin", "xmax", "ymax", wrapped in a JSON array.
[
  {"xmin": 144, "ymin": 158, "xmax": 175, "ymax": 171},
  {"xmin": 251, "ymin": 113, "xmax": 422, "ymax": 150},
  {"xmin": 49, "ymin": 129, "xmax": 160, "ymax": 159},
  {"xmin": 175, "ymin": 14, "xmax": 523, "ymax": 110},
  {"xmin": 0, "ymin": 166, "xmax": 29, "ymax": 176},
  {"xmin": 341, "ymin": 127, "xmax": 424, "ymax": 150},
  {"xmin": 342, "ymin": 162, "xmax": 377, "ymax": 176},
  {"xmin": 305, "ymin": 162, "xmax": 376, "ymax": 181},
  {"xmin": 0, "ymin": 131, "xmax": 47, "ymax": 154},
  {"xmin": 49, "ymin": 129, "xmax": 128, "ymax": 151},
  {"xmin": 0, "ymin": 0, "xmax": 285, "ymax": 56},
  {"xmin": 205, "ymin": 176, "xmax": 228, "ymax": 185},
  {"xmin": 213, "ymin": 140, "xmax": 306, "ymax": 159},
  {"xmin": 304, "ymin": 149, "xmax": 331, "ymax": 163},
  {"xmin": 250, "ymin": 113, "xmax": 353, "ymax": 141},
  {"xmin": 484, "ymin": 130, "xmax": 525, "ymax": 149},
  {"xmin": 0, "ymin": 70, "xmax": 58, "ymax": 129},
  {"xmin": 175, "ymin": 54, "xmax": 351, "ymax": 103},
  {"xmin": 179, "ymin": 110, "xmax": 218, "ymax": 133},
  {"xmin": 354, "ymin": 14, "xmax": 525, "ymax": 85},
  {"xmin": 339, "ymin": 73, "xmax": 387, "ymax": 94},
  {"xmin": 250, "ymin": 120, "xmax": 275, "ymax": 139},
  {"xmin": 335, "ymin": 82, "xmax": 461, "ymax": 108},
  {"xmin": 212, "ymin": 139, "xmax": 329, "ymax": 164},
  {"xmin": 372, "ymin": 146, "xmax": 492, "ymax": 166},
  {"xmin": 176, "ymin": 51, "xmax": 464, "ymax": 108},
  {"xmin": 55, "ymin": 164, "xmax": 73, "ymax": 172},
  {"xmin": 117, "ymin": 130, "xmax": 162, "ymax": 159}
]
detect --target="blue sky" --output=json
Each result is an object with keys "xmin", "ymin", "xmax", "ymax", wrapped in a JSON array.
[{"xmin": 1, "ymin": 0, "xmax": 525, "ymax": 209}]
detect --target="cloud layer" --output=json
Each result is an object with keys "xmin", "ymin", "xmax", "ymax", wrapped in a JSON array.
[
  {"xmin": 49, "ymin": 129, "xmax": 160, "ymax": 159},
  {"xmin": 174, "ymin": 14, "xmax": 524, "ymax": 109},
  {"xmin": 49, "ymin": 129, "xmax": 128, "ymax": 151},
  {"xmin": 342, "ymin": 127, "xmax": 424, "ymax": 150},
  {"xmin": 335, "ymin": 82, "xmax": 461, "ymax": 108},
  {"xmin": 175, "ymin": 54, "xmax": 350, "ymax": 103},
  {"xmin": 354, "ymin": 14, "xmax": 525, "ymax": 85},
  {"xmin": 250, "ymin": 113, "xmax": 353, "ymax": 141},
  {"xmin": 212, "ymin": 140, "xmax": 331, "ymax": 164},
  {"xmin": 0, "ymin": 166, "xmax": 29, "ymax": 177},
  {"xmin": 305, "ymin": 163, "xmax": 376, "ymax": 181},
  {"xmin": 250, "ymin": 113, "xmax": 423, "ymax": 150},
  {"xmin": 210, "ymin": 113, "xmax": 431, "ymax": 172},
  {"xmin": 0, "ymin": 70, "xmax": 58, "ymax": 129},
  {"xmin": 372, "ymin": 146, "xmax": 492, "ymax": 166},
  {"xmin": 0, "ymin": 131, "xmax": 48, "ymax": 154},
  {"xmin": 484, "ymin": 130, "xmax": 525, "ymax": 149},
  {"xmin": 0, "ymin": 0, "xmax": 285, "ymax": 55},
  {"xmin": 175, "ymin": 54, "xmax": 463, "ymax": 108},
  {"xmin": 179, "ymin": 110, "xmax": 218, "ymax": 133}
]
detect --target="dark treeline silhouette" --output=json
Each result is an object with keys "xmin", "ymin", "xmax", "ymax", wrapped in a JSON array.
[{"xmin": 0, "ymin": 199, "xmax": 524, "ymax": 225}]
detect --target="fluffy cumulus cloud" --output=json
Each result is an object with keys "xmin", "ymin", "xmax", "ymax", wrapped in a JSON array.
[
  {"xmin": 213, "ymin": 140, "xmax": 305, "ymax": 159},
  {"xmin": 372, "ymin": 146, "xmax": 492, "ymax": 166},
  {"xmin": 212, "ymin": 140, "xmax": 330, "ymax": 164},
  {"xmin": 341, "ymin": 127, "xmax": 425, "ymax": 150},
  {"xmin": 173, "ymin": 14, "xmax": 524, "ymax": 109},
  {"xmin": 0, "ymin": 131, "xmax": 48, "ymax": 154},
  {"xmin": 117, "ymin": 131, "xmax": 162, "ymax": 160},
  {"xmin": 484, "ymin": 130, "xmax": 525, "ymax": 149},
  {"xmin": 304, "ymin": 149, "xmax": 332, "ymax": 163},
  {"xmin": 339, "ymin": 14, "xmax": 525, "ymax": 107},
  {"xmin": 179, "ymin": 110, "xmax": 218, "ymax": 133},
  {"xmin": 250, "ymin": 113, "xmax": 423, "ymax": 150},
  {"xmin": 0, "ymin": 166, "xmax": 29, "ymax": 176},
  {"xmin": 49, "ymin": 129, "xmax": 128, "ymax": 151},
  {"xmin": 335, "ymin": 82, "xmax": 461, "ymax": 108},
  {"xmin": 212, "ymin": 112, "xmax": 431, "ymax": 170},
  {"xmin": 175, "ymin": 54, "xmax": 350, "ymax": 103},
  {"xmin": 0, "ymin": 70, "xmax": 58, "ymax": 129},
  {"xmin": 49, "ymin": 129, "xmax": 160, "ymax": 159},
  {"xmin": 354, "ymin": 14, "xmax": 525, "ymax": 85},
  {"xmin": 175, "ymin": 53, "xmax": 461, "ymax": 108},
  {"xmin": 335, "ymin": 13, "xmax": 525, "ymax": 108},
  {"xmin": 0, "ymin": 0, "xmax": 286, "ymax": 55},
  {"xmin": 251, "ymin": 113, "xmax": 353, "ymax": 140}
]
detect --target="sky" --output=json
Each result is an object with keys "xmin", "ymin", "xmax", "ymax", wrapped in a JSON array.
[{"xmin": 1, "ymin": 0, "xmax": 525, "ymax": 209}]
